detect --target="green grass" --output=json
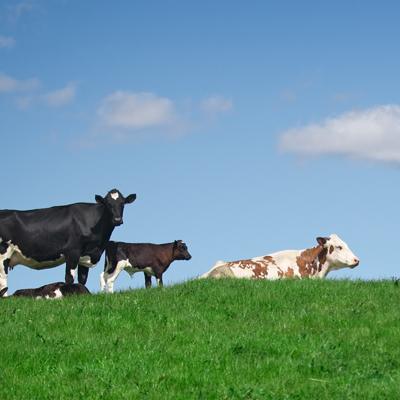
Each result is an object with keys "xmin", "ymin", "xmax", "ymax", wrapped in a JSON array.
[{"xmin": 1, "ymin": 279, "xmax": 400, "ymax": 399}]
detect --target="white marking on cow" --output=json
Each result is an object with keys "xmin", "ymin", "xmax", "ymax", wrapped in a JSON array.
[
  {"xmin": 101, "ymin": 258, "xmax": 155, "ymax": 293},
  {"xmin": 103, "ymin": 259, "xmax": 131, "ymax": 293},
  {"xmin": 45, "ymin": 289, "xmax": 63, "ymax": 299},
  {"xmin": 6, "ymin": 243, "xmax": 65, "ymax": 270},
  {"xmin": 110, "ymin": 192, "xmax": 119, "ymax": 200},
  {"xmin": 79, "ymin": 255, "xmax": 95, "ymax": 268},
  {"xmin": 70, "ymin": 268, "xmax": 77, "ymax": 280}
]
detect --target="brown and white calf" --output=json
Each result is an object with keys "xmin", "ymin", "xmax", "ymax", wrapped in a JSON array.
[
  {"xmin": 100, "ymin": 240, "xmax": 192, "ymax": 292},
  {"xmin": 201, "ymin": 234, "xmax": 359, "ymax": 280},
  {"xmin": 0, "ymin": 282, "xmax": 90, "ymax": 299}
]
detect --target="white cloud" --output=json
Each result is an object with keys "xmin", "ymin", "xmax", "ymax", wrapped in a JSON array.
[
  {"xmin": 8, "ymin": 1, "xmax": 34, "ymax": 22},
  {"xmin": 201, "ymin": 95, "xmax": 233, "ymax": 114},
  {"xmin": 0, "ymin": 72, "xmax": 39, "ymax": 92},
  {"xmin": 0, "ymin": 35, "xmax": 15, "ymax": 48},
  {"xmin": 97, "ymin": 91, "xmax": 177, "ymax": 130},
  {"xmin": 279, "ymin": 105, "xmax": 400, "ymax": 163},
  {"xmin": 15, "ymin": 95, "xmax": 33, "ymax": 110},
  {"xmin": 43, "ymin": 83, "xmax": 76, "ymax": 107}
]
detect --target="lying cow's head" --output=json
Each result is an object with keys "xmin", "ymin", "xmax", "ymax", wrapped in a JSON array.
[
  {"xmin": 173, "ymin": 240, "xmax": 192, "ymax": 261},
  {"xmin": 317, "ymin": 234, "xmax": 359, "ymax": 271},
  {"xmin": 95, "ymin": 189, "xmax": 136, "ymax": 226}
]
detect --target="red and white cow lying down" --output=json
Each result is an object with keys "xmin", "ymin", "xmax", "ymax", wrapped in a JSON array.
[{"xmin": 201, "ymin": 234, "xmax": 359, "ymax": 280}]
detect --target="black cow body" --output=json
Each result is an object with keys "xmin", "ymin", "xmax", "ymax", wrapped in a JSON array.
[
  {"xmin": 0, "ymin": 189, "xmax": 136, "ymax": 292},
  {"xmin": 0, "ymin": 282, "xmax": 90, "ymax": 299},
  {"xmin": 100, "ymin": 240, "xmax": 192, "ymax": 292}
]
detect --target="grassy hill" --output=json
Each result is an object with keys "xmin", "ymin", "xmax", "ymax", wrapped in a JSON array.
[{"xmin": 1, "ymin": 279, "xmax": 400, "ymax": 399}]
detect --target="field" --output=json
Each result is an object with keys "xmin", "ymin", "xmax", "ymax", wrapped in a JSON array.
[{"xmin": 1, "ymin": 279, "xmax": 400, "ymax": 399}]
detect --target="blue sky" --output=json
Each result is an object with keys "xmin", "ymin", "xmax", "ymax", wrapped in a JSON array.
[{"xmin": 1, "ymin": 0, "xmax": 400, "ymax": 292}]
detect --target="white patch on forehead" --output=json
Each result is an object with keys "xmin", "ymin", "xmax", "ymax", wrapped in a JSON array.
[{"xmin": 110, "ymin": 192, "xmax": 119, "ymax": 200}]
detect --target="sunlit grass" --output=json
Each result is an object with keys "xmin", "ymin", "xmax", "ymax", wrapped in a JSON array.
[{"xmin": 1, "ymin": 279, "xmax": 399, "ymax": 399}]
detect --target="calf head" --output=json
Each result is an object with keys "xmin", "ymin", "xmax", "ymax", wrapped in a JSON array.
[
  {"xmin": 317, "ymin": 234, "xmax": 359, "ymax": 271},
  {"xmin": 173, "ymin": 240, "xmax": 192, "ymax": 261},
  {"xmin": 95, "ymin": 189, "xmax": 136, "ymax": 226}
]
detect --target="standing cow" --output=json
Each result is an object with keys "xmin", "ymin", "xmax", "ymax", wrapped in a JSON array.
[
  {"xmin": 201, "ymin": 234, "xmax": 359, "ymax": 280},
  {"xmin": 0, "ymin": 189, "xmax": 136, "ymax": 296},
  {"xmin": 100, "ymin": 240, "xmax": 192, "ymax": 292}
]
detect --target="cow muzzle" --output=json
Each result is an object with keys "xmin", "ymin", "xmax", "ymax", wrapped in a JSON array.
[
  {"xmin": 113, "ymin": 217, "xmax": 123, "ymax": 226},
  {"xmin": 351, "ymin": 259, "xmax": 360, "ymax": 268}
]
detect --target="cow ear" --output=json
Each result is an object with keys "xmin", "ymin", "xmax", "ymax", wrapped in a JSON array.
[
  {"xmin": 125, "ymin": 194, "xmax": 136, "ymax": 204},
  {"xmin": 316, "ymin": 237, "xmax": 329, "ymax": 246},
  {"xmin": 95, "ymin": 195, "xmax": 104, "ymax": 204}
]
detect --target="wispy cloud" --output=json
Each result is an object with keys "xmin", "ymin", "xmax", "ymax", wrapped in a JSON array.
[
  {"xmin": 76, "ymin": 91, "xmax": 234, "ymax": 147},
  {"xmin": 279, "ymin": 89, "xmax": 297, "ymax": 103},
  {"xmin": 43, "ymin": 82, "xmax": 77, "ymax": 107},
  {"xmin": 0, "ymin": 72, "xmax": 40, "ymax": 92},
  {"xmin": 201, "ymin": 95, "xmax": 233, "ymax": 114},
  {"xmin": 97, "ymin": 91, "xmax": 177, "ymax": 130},
  {"xmin": 0, "ymin": 35, "xmax": 15, "ymax": 48},
  {"xmin": 7, "ymin": 0, "xmax": 34, "ymax": 22},
  {"xmin": 279, "ymin": 105, "xmax": 400, "ymax": 163}
]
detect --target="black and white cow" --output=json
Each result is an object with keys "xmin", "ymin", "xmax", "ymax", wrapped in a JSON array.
[
  {"xmin": 100, "ymin": 240, "xmax": 192, "ymax": 292},
  {"xmin": 0, "ymin": 189, "xmax": 136, "ymax": 296},
  {"xmin": 0, "ymin": 282, "xmax": 90, "ymax": 299}
]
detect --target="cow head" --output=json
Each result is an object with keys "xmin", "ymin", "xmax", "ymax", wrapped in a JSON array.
[
  {"xmin": 95, "ymin": 189, "xmax": 136, "ymax": 226},
  {"xmin": 173, "ymin": 240, "xmax": 192, "ymax": 261},
  {"xmin": 316, "ymin": 234, "xmax": 359, "ymax": 271}
]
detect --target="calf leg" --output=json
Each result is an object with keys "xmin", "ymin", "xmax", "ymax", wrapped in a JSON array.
[
  {"xmin": 78, "ymin": 265, "xmax": 89, "ymax": 285},
  {"xmin": 104, "ymin": 271, "xmax": 120, "ymax": 293},
  {"xmin": 100, "ymin": 272, "xmax": 106, "ymax": 292},
  {"xmin": 144, "ymin": 273, "xmax": 152, "ymax": 289},
  {"xmin": 156, "ymin": 274, "xmax": 163, "ymax": 288}
]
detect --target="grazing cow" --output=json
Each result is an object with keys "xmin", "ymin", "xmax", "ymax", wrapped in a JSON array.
[
  {"xmin": 100, "ymin": 240, "xmax": 192, "ymax": 292},
  {"xmin": 0, "ymin": 189, "xmax": 136, "ymax": 296},
  {"xmin": 201, "ymin": 234, "xmax": 359, "ymax": 280},
  {"xmin": 0, "ymin": 282, "xmax": 90, "ymax": 299}
]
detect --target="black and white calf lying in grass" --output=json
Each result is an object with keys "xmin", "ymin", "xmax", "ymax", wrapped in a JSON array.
[
  {"xmin": 100, "ymin": 240, "xmax": 192, "ymax": 292},
  {"xmin": 0, "ymin": 282, "xmax": 90, "ymax": 299}
]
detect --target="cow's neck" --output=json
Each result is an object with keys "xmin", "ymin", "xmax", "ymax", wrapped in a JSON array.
[
  {"xmin": 296, "ymin": 246, "xmax": 328, "ymax": 278},
  {"xmin": 92, "ymin": 206, "xmax": 115, "ymax": 249},
  {"xmin": 156, "ymin": 243, "xmax": 174, "ymax": 271}
]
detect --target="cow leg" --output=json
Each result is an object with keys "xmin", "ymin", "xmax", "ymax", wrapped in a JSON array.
[
  {"xmin": 105, "ymin": 270, "xmax": 121, "ymax": 293},
  {"xmin": 144, "ymin": 273, "xmax": 152, "ymax": 289},
  {"xmin": 0, "ymin": 243, "xmax": 12, "ymax": 295},
  {"xmin": 100, "ymin": 272, "xmax": 106, "ymax": 292},
  {"xmin": 65, "ymin": 254, "xmax": 80, "ymax": 285},
  {"xmin": 156, "ymin": 274, "xmax": 163, "ymax": 288},
  {"xmin": 78, "ymin": 265, "xmax": 89, "ymax": 285},
  {"xmin": 101, "ymin": 268, "xmax": 122, "ymax": 293},
  {"xmin": 0, "ymin": 265, "xmax": 8, "ymax": 295}
]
